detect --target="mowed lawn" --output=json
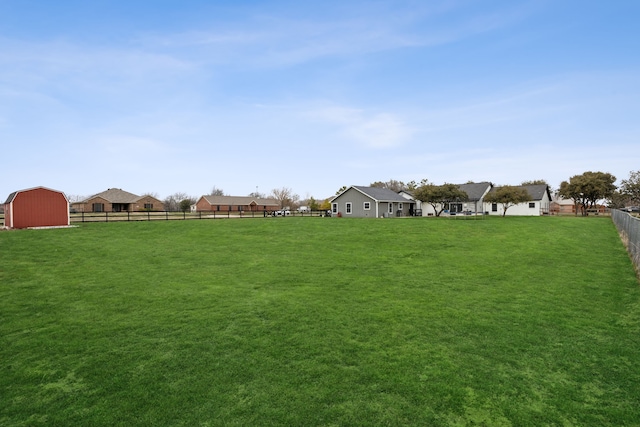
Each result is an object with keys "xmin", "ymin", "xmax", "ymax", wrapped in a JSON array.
[{"xmin": 1, "ymin": 216, "xmax": 639, "ymax": 426}]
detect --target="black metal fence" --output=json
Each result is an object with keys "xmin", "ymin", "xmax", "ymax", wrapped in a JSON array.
[
  {"xmin": 68, "ymin": 210, "xmax": 330, "ymax": 223},
  {"xmin": 611, "ymin": 209, "xmax": 640, "ymax": 274}
]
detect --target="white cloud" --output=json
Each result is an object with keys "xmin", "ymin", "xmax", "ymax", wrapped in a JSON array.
[
  {"xmin": 305, "ymin": 105, "xmax": 413, "ymax": 149},
  {"xmin": 132, "ymin": 2, "xmax": 533, "ymax": 68}
]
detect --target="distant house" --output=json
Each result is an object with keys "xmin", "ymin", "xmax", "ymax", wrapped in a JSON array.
[
  {"xmin": 485, "ymin": 184, "xmax": 552, "ymax": 216},
  {"xmin": 195, "ymin": 195, "xmax": 280, "ymax": 213},
  {"xmin": 458, "ymin": 182, "xmax": 493, "ymax": 214},
  {"xmin": 550, "ymin": 197, "xmax": 608, "ymax": 215},
  {"xmin": 550, "ymin": 197, "xmax": 576, "ymax": 215},
  {"xmin": 330, "ymin": 186, "xmax": 415, "ymax": 218},
  {"xmin": 3, "ymin": 186, "xmax": 69, "ymax": 229},
  {"xmin": 73, "ymin": 188, "xmax": 164, "ymax": 212},
  {"xmin": 419, "ymin": 182, "xmax": 493, "ymax": 216}
]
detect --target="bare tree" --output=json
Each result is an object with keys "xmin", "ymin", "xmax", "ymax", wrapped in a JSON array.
[
  {"xmin": 370, "ymin": 179, "xmax": 408, "ymax": 192},
  {"xmin": 270, "ymin": 187, "xmax": 299, "ymax": 209},
  {"xmin": 66, "ymin": 194, "xmax": 87, "ymax": 203},
  {"xmin": 210, "ymin": 186, "xmax": 225, "ymax": 196},
  {"xmin": 164, "ymin": 192, "xmax": 194, "ymax": 212}
]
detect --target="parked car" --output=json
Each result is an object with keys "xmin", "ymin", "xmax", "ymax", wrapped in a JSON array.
[
  {"xmin": 272, "ymin": 210, "xmax": 291, "ymax": 216},
  {"xmin": 626, "ymin": 206, "xmax": 640, "ymax": 213}
]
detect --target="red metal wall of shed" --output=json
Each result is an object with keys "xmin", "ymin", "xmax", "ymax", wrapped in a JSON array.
[{"xmin": 9, "ymin": 187, "xmax": 69, "ymax": 229}]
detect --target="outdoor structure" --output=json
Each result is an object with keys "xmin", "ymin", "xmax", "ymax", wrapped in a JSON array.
[
  {"xmin": 458, "ymin": 182, "xmax": 493, "ymax": 214},
  {"xmin": 550, "ymin": 197, "xmax": 576, "ymax": 215},
  {"xmin": 330, "ymin": 186, "xmax": 415, "ymax": 218},
  {"xmin": 485, "ymin": 184, "xmax": 552, "ymax": 216},
  {"xmin": 3, "ymin": 186, "xmax": 69, "ymax": 229},
  {"xmin": 399, "ymin": 190, "xmax": 422, "ymax": 216},
  {"xmin": 419, "ymin": 182, "xmax": 493, "ymax": 216},
  {"xmin": 195, "ymin": 195, "xmax": 280, "ymax": 213},
  {"xmin": 72, "ymin": 188, "xmax": 165, "ymax": 212}
]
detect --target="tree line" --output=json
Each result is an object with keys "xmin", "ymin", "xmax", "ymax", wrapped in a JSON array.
[
  {"xmin": 159, "ymin": 186, "xmax": 332, "ymax": 213},
  {"xmin": 64, "ymin": 170, "xmax": 638, "ymax": 216}
]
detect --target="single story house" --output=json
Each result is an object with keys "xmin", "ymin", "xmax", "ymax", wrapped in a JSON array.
[
  {"xmin": 420, "ymin": 182, "xmax": 493, "ymax": 216},
  {"xmin": 72, "ymin": 188, "xmax": 165, "ymax": 212},
  {"xmin": 399, "ymin": 190, "xmax": 422, "ymax": 216},
  {"xmin": 485, "ymin": 184, "xmax": 552, "ymax": 216},
  {"xmin": 3, "ymin": 186, "xmax": 69, "ymax": 229},
  {"xmin": 550, "ymin": 197, "xmax": 576, "ymax": 215},
  {"xmin": 330, "ymin": 186, "xmax": 416, "ymax": 218},
  {"xmin": 195, "ymin": 195, "xmax": 280, "ymax": 213}
]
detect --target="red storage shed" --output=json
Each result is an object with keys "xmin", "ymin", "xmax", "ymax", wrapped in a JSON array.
[{"xmin": 3, "ymin": 186, "xmax": 70, "ymax": 229}]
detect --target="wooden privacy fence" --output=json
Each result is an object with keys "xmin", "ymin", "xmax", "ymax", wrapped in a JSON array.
[
  {"xmin": 611, "ymin": 209, "xmax": 640, "ymax": 273},
  {"xmin": 69, "ymin": 210, "xmax": 330, "ymax": 223}
]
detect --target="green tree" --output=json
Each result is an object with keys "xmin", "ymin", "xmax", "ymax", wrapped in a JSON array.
[
  {"xmin": 413, "ymin": 183, "xmax": 468, "ymax": 217},
  {"xmin": 179, "ymin": 199, "xmax": 192, "ymax": 213},
  {"xmin": 308, "ymin": 197, "xmax": 320, "ymax": 211},
  {"xmin": 484, "ymin": 186, "xmax": 531, "ymax": 217},
  {"xmin": 620, "ymin": 170, "xmax": 640, "ymax": 205},
  {"xmin": 558, "ymin": 171, "xmax": 617, "ymax": 216}
]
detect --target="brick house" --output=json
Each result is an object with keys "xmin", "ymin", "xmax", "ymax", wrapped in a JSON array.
[
  {"xmin": 73, "ymin": 188, "xmax": 164, "ymax": 212},
  {"xmin": 195, "ymin": 195, "xmax": 280, "ymax": 213}
]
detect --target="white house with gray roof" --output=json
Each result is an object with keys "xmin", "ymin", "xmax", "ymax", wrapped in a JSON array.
[
  {"xmin": 419, "ymin": 182, "xmax": 493, "ymax": 216},
  {"xmin": 330, "ymin": 186, "xmax": 417, "ymax": 218},
  {"xmin": 484, "ymin": 184, "xmax": 552, "ymax": 216}
]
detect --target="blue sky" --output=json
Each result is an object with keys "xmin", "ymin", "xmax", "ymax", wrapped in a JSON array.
[{"xmin": 1, "ymin": 1, "xmax": 638, "ymax": 201}]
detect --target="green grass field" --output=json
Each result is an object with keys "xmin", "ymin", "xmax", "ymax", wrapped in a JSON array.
[{"xmin": 1, "ymin": 217, "xmax": 639, "ymax": 426}]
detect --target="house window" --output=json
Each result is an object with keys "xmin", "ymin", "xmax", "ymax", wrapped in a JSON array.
[
  {"xmin": 345, "ymin": 202, "xmax": 352, "ymax": 214},
  {"xmin": 363, "ymin": 202, "xmax": 371, "ymax": 210},
  {"xmin": 332, "ymin": 203, "xmax": 338, "ymax": 213},
  {"xmin": 529, "ymin": 202, "xmax": 535, "ymax": 208},
  {"xmin": 398, "ymin": 203, "xmax": 403, "ymax": 210},
  {"xmin": 144, "ymin": 203, "xmax": 153, "ymax": 210},
  {"xmin": 238, "ymin": 206, "xmax": 243, "ymax": 211},
  {"xmin": 216, "ymin": 205, "xmax": 220, "ymax": 211},
  {"xmin": 93, "ymin": 203, "xmax": 104, "ymax": 212},
  {"xmin": 492, "ymin": 203, "xmax": 498, "ymax": 212},
  {"xmin": 388, "ymin": 203, "xmax": 394, "ymax": 213}
]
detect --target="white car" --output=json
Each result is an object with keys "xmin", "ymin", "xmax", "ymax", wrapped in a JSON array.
[{"xmin": 273, "ymin": 210, "xmax": 291, "ymax": 216}]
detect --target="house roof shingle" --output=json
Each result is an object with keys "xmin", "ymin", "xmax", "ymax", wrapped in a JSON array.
[
  {"xmin": 457, "ymin": 182, "xmax": 492, "ymax": 201},
  {"xmin": 82, "ymin": 188, "xmax": 141, "ymax": 203},
  {"xmin": 487, "ymin": 184, "xmax": 551, "ymax": 201},
  {"xmin": 350, "ymin": 186, "xmax": 409, "ymax": 202}
]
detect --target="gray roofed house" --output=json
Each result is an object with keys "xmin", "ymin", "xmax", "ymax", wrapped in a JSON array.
[
  {"xmin": 485, "ymin": 184, "xmax": 552, "ymax": 216},
  {"xmin": 330, "ymin": 185, "xmax": 417, "ymax": 217},
  {"xmin": 458, "ymin": 182, "xmax": 493, "ymax": 202},
  {"xmin": 418, "ymin": 182, "xmax": 492, "ymax": 216}
]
